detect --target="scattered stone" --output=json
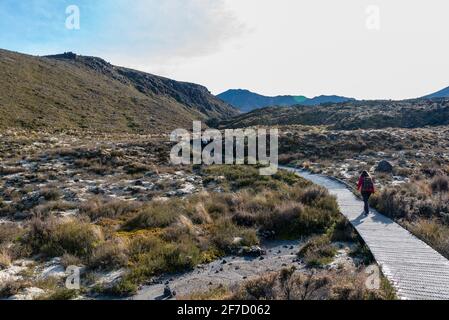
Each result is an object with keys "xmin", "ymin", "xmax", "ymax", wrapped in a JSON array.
[
  {"xmin": 163, "ymin": 285, "xmax": 173, "ymax": 299},
  {"xmin": 376, "ymin": 160, "xmax": 393, "ymax": 173}
]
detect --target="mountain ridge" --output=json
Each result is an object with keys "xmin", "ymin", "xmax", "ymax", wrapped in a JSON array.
[
  {"xmin": 0, "ymin": 49, "xmax": 238, "ymax": 133},
  {"xmin": 217, "ymin": 89, "xmax": 354, "ymax": 112}
]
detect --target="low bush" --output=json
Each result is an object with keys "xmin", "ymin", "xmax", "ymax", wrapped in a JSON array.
[
  {"xmin": 88, "ymin": 239, "xmax": 129, "ymax": 271},
  {"xmin": 22, "ymin": 218, "xmax": 102, "ymax": 258},
  {"xmin": 122, "ymin": 201, "xmax": 182, "ymax": 231},
  {"xmin": 298, "ymin": 235, "xmax": 337, "ymax": 267},
  {"xmin": 431, "ymin": 175, "xmax": 449, "ymax": 193},
  {"xmin": 211, "ymin": 218, "xmax": 259, "ymax": 252},
  {"xmin": 80, "ymin": 198, "xmax": 140, "ymax": 221},
  {"xmin": 232, "ymin": 267, "xmax": 395, "ymax": 300},
  {"xmin": 0, "ymin": 248, "xmax": 12, "ymax": 269}
]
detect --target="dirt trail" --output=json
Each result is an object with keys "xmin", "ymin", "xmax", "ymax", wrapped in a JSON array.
[{"xmin": 132, "ymin": 240, "xmax": 302, "ymax": 300}]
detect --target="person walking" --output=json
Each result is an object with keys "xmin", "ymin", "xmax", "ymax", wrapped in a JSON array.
[{"xmin": 357, "ymin": 171, "xmax": 375, "ymax": 215}]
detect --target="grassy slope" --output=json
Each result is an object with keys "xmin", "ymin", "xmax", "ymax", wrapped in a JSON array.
[{"xmin": 0, "ymin": 49, "xmax": 238, "ymax": 133}]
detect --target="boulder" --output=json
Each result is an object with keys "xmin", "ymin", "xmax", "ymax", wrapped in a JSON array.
[
  {"xmin": 376, "ymin": 160, "xmax": 393, "ymax": 173},
  {"xmin": 239, "ymin": 246, "xmax": 267, "ymax": 257}
]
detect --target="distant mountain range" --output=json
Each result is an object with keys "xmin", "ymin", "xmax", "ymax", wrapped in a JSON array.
[
  {"xmin": 0, "ymin": 49, "xmax": 238, "ymax": 133},
  {"xmin": 217, "ymin": 89, "xmax": 355, "ymax": 112},
  {"xmin": 218, "ymin": 86, "xmax": 449, "ymax": 113}
]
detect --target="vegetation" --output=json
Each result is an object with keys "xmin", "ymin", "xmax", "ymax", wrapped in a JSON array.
[
  {"xmin": 217, "ymin": 99, "xmax": 449, "ymax": 130},
  {"xmin": 185, "ymin": 267, "xmax": 395, "ymax": 301},
  {"xmin": 0, "ymin": 49, "xmax": 238, "ymax": 133}
]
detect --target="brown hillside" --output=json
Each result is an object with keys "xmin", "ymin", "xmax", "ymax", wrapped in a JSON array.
[{"xmin": 0, "ymin": 49, "xmax": 238, "ymax": 133}]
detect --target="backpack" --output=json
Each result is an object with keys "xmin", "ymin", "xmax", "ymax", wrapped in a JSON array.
[{"xmin": 362, "ymin": 177, "xmax": 374, "ymax": 192}]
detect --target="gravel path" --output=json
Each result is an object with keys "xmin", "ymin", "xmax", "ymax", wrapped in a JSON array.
[
  {"xmin": 132, "ymin": 240, "xmax": 303, "ymax": 300},
  {"xmin": 284, "ymin": 166, "xmax": 449, "ymax": 300}
]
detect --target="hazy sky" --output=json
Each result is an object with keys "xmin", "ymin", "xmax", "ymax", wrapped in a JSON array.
[{"xmin": 1, "ymin": 0, "xmax": 449, "ymax": 99}]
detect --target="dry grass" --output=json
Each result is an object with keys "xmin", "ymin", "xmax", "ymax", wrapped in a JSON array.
[
  {"xmin": 230, "ymin": 267, "xmax": 395, "ymax": 300},
  {"xmin": 22, "ymin": 218, "xmax": 103, "ymax": 258}
]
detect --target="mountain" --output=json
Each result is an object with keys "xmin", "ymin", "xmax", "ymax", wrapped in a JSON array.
[
  {"xmin": 217, "ymin": 89, "xmax": 354, "ymax": 112},
  {"xmin": 300, "ymin": 95, "xmax": 356, "ymax": 106},
  {"xmin": 0, "ymin": 49, "xmax": 238, "ymax": 133},
  {"xmin": 216, "ymin": 99, "xmax": 449, "ymax": 130},
  {"xmin": 423, "ymin": 86, "xmax": 449, "ymax": 99}
]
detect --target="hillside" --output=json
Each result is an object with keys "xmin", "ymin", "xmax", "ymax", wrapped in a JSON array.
[
  {"xmin": 423, "ymin": 86, "xmax": 449, "ymax": 99},
  {"xmin": 217, "ymin": 98, "xmax": 449, "ymax": 130},
  {"xmin": 0, "ymin": 50, "xmax": 238, "ymax": 133},
  {"xmin": 217, "ymin": 89, "xmax": 354, "ymax": 112}
]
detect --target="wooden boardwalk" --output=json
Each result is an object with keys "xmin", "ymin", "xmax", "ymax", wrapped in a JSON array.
[{"xmin": 284, "ymin": 167, "xmax": 449, "ymax": 300}]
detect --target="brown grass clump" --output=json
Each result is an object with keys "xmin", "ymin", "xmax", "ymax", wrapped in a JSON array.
[
  {"xmin": 22, "ymin": 218, "xmax": 103, "ymax": 258},
  {"xmin": 431, "ymin": 175, "xmax": 449, "ymax": 193},
  {"xmin": 80, "ymin": 198, "xmax": 141, "ymax": 221},
  {"xmin": 88, "ymin": 238, "xmax": 129, "ymax": 271},
  {"xmin": 298, "ymin": 235, "xmax": 337, "ymax": 267},
  {"xmin": 122, "ymin": 200, "xmax": 183, "ymax": 231},
  {"xmin": 231, "ymin": 267, "xmax": 394, "ymax": 300},
  {"xmin": 0, "ymin": 248, "xmax": 12, "ymax": 269}
]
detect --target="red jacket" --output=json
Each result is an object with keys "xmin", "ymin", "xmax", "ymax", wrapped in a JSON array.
[{"xmin": 358, "ymin": 176, "xmax": 375, "ymax": 193}]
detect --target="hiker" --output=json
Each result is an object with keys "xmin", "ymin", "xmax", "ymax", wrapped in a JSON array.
[{"xmin": 357, "ymin": 171, "xmax": 375, "ymax": 215}]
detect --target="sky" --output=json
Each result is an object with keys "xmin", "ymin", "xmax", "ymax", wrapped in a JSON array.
[{"xmin": 1, "ymin": 0, "xmax": 449, "ymax": 100}]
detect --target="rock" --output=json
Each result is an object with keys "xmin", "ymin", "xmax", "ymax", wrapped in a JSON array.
[
  {"xmin": 232, "ymin": 237, "xmax": 244, "ymax": 245},
  {"xmin": 376, "ymin": 160, "xmax": 393, "ymax": 173},
  {"xmin": 221, "ymin": 260, "xmax": 227, "ymax": 265},
  {"xmin": 163, "ymin": 285, "xmax": 173, "ymax": 298},
  {"xmin": 13, "ymin": 212, "xmax": 32, "ymax": 220},
  {"xmin": 239, "ymin": 246, "xmax": 267, "ymax": 257}
]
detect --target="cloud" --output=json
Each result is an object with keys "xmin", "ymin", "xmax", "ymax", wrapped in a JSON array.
[{"xmin": 92, "ymin": 0, "xmax": 245, "ymax": 66}]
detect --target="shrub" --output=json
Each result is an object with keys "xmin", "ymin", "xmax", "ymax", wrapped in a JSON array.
[
  {"xmin": 106, "ymin": 237, "xmax": 203, "ymax": 297},
  {"xmin": 40, "ymin": 188, "xmax": 63, "ymax": 201},
  {"xmin": 23, "ymin": 218, "xmax": 102, "ymax": 258},
  {"xmin": 0, "ymin": 280, "xmax": 28, "ymax": 298},
  {"xmin": 297, "ymin": 186, "xmax": 329, "ymax": 205},
  {"xmin": 122, "ymin": 201, "xmax": 182, "ymax": 231},
  {"xmin": 0, "ymin": 223, "xmax": 24, "ymax": 244},
  {"xmin": 404, "ymin": 218, "xmax": 449, "ymax": 259},
  {"xmin": 258, "ymin": 202, "xmax": 304, "ymax": 238},
  {"xmin": 330, "ymin": 218, "xmax": 358, "ymax": 242},
  {"xmin": 60, "ymin": 254, "xmax": 82, "ymax": 268},
  {"xmin": 0, "ymin": 249, "xmax": 12, "ymax": 269},
  {"xmin": 431, "ymin": 175, "xmax": 449, "ymax": 194},
  {"xmin": 298, "ymin": 235, "xmax": 337, "ymax": 267},
  {"xmin": 350, "ymin": 243, "xmax": 375, "ymax": 266},
  {"xmin": 80, "ymin": 198, "xmax": 140, "ymax": 221},
  {"xmin": 211, "ymin": 218, "xmax": 259, "ymax": 252},
  {"xmin": 124, "ymin": 162, "xmax": 153, "ymax": 175},
  {"xmin": 181, "ymin": 285, "xmax": 231, "ymax": 300},
  {"xmin": 39, "ymin": 288, "xmax": 79, "ymax": 300},
  {"xmin": 89, "ymin": 239, "xmax": 129, "ymax": 271},
  {"xmin": 32, "ymin": 200, "xmax": 76, "ymax": 217},
  {"xmin": 234, "ymin": 273, "xmax": 278, "ymax": 300}
]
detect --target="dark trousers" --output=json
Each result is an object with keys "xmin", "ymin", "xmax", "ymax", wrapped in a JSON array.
[{"xmin": 361, "ymin": 192, "xmax": 372, "ymax": 214}]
